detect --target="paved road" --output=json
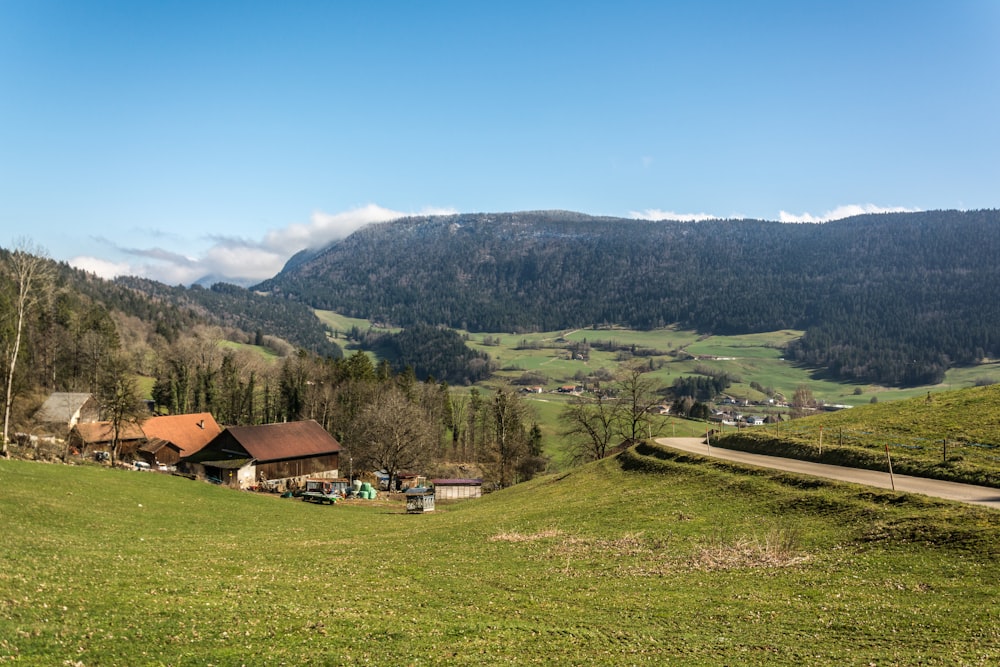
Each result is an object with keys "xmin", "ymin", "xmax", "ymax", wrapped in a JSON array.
[{"xmin": 655, "ymin": 437, "xmax": 1000, "ymax": 510}]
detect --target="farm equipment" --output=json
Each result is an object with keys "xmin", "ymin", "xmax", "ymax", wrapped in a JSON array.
[{"xmin": 301, "ymin": 478, "xmax": 340, "ymax": 505}]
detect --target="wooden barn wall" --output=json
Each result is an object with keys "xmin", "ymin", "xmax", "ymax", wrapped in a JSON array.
[
  {"xmin": 157, "ymin": 447, "xmax": 182, "ymax": 466},
  {"xmin": 257, "ymin": 453, "xmax": 339, "ymax": 480}
]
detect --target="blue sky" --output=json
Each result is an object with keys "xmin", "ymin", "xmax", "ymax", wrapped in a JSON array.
[{"xmin": 2, "ymin": 1, "xmax": 998, "ymax": 285}]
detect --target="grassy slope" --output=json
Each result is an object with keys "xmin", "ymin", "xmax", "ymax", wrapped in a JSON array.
[
  {"xmin": 467, "ymin": 326, "xmax": 997, "ymax": 405},
  {"xmin": 2, "ymin": 453, "xmax": 998, "ymax": 665},
  {"xmin": 717, "ymin": 383, "xmax": 1000, "ymax": 487},
  {"xmin": 217, "ymin": 339, "xmax": 281, "ymax": 360}
]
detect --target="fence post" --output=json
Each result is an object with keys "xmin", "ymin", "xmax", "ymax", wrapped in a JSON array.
[{"xmin": 885, "ymin": 444, "xmax": 895, "ymax": 491}]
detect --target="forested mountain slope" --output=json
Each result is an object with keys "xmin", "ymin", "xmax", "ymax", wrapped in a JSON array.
[
  {"xmin": 256, "ymin": 209, "xmax": 1000, "ymax": 386},
  {"xmin": 0, "ymin": 255, "xmax": 340, "ymax": 364},
  {"xmin": 115, "ymin": 277, "xmax": 341, "ymax": 358}
]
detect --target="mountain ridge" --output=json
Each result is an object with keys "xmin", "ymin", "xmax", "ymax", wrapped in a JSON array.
[{"xmin": 254, "ymin": 208, "xmax": 1000, "ymax": 386}]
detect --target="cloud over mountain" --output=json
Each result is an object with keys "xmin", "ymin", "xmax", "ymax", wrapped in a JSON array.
[
  {"xmin": 69, "ymin": 204, "xmax": 456, "ymax": 286},
  {"xmin": 628, "ymin": 209, "xmax": 721, "ymax": 222},
  {"xmin": 779, "ymin": 204, "xmax": 920, "ymax": 223}
]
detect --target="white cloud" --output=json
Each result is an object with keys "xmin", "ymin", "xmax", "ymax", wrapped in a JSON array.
[
  {"xmin": 262, "ymin": 204, "xmax": 459, "ymax": 254},
  {"xmin": 263, "ymin": 204, "xmax": 400, "ymax": 254},
  {"xmin": 70, "ymin": 204, "xmax": 459, "ymax": 287},
  {"xmin": 68, "ymin": 256, "xmax": 133, "ymax": 280},
  {"xmin": 779, "ymin": 204, "xmax": 920, "ymax": 223},
  {"xmin": 628, "ymin": 209, "xmax": 720, "ymax": 222},
  {"xmin": 202, "ymin": 242, "xmax": 289, "ymax": 283}
]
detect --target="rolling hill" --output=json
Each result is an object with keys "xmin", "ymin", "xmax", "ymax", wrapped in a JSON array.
[{"xmin": 2, "ymin": 441, "xmax": 997, "ymax": 664}]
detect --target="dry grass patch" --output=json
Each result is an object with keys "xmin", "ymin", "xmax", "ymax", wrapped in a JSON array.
[
  {"xmin": 489, "ymin": 528, "xmax": 564, "ymax": 543},
  {"xmin": 689, "ymin": 528, "xmax": 810, "ymax": 571},
  {"xmin": 492, "ymin": 529, "xmax": 672, "ymax": 569},
  {"xmin": 547, "ymin": 532, "xmax": 660, "ymax": 559}
]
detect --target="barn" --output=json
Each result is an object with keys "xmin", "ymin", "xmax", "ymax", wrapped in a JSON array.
[{"xmin": 180, "ymin": 420, "xmax": 342, "ymax": 490}]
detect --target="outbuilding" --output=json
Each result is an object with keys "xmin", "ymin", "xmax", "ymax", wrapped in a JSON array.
[
  {"xmin": 34, "ymin": 392, "xmax": 101, "ymax": 433},
  {"xmin": 69, "ymin": 421, "xmax": 146, "ymax": 460},
  {"xmin": 405, "ymin": 487, "xmax": 436, "ymax": 513},
  {"xmin": 432, "ymin": 478, "xmax": 483, "ymax": 501}
]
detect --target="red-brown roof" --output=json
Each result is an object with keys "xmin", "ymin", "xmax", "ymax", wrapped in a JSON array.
[
  {"xmin": 72, "ymin": 421, "xmax": 146, "ymax": 444},
  {"xmin": 141, "ymin": 413, "xmax": 221, "ymax": 456},
  {"xmin": 216, "ymin": 420, "xmax": 341, "ymax": 462}
]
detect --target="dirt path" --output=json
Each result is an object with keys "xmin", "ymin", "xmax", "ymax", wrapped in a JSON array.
[{"xmin": 655, "ymin": 437, "xmax": 1000, "ymax": 510}]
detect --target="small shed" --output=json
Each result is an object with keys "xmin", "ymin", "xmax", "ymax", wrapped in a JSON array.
[
  {"xmin": 432, "ymin": 478, "xmax": 483, "ymax": 501},
  {"xmin": 405, "ymin": 487, "xmax": 435, "ymax": 513}
]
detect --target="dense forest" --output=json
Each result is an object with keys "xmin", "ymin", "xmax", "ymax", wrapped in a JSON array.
[
  {"xmin": 357, "ymin": 323, "xmax": 496, "ymax": 386},
  {"xmin": 256, "ymin": 209, "xmax": 1000, "ymax": 386}
]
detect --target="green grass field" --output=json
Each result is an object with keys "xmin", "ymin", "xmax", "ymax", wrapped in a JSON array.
[
  {"xmin": 307, "ymin": 311, "xmax": 1000, "ymax": 410},
  {"xmin": 456, "ymin": 323, "xmax": 1000, "ymax": 407},
  {"xmin": 303, "ymin": 314, "xmax": 1000, "ymax": 468},
  {"xmin": 2, "ymin": 448, "xmax": 998, "ymax": 665},
  {"xmin": 716, "ymin": 383, "xmax": 1000, "ymax": 487},
  {"xmin": 217, "ymin": 339, "xmax": 281, "ymax": 361}
]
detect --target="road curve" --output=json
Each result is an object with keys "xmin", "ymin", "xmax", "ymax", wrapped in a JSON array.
[{"xmin": 654, "ymin": 437, "xmax": 1000, "ymax": 510}]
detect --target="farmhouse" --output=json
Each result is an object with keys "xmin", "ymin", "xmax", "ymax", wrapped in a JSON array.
[
  {"xmin": 34, "ymin": 392, "xmax": 101, "ymax": 433},
  {"xmin": 180, "ymin": 420, "xmax": 342, "ymax": 490},
  {"xmin": 432, "ymin": 478, "xmax": 483, "ymax": 501},
  {"xmin": 138, "ymin": 413, "xmax": 222, "ymax": 468},
  {"xmin": 69, "ymin": 421, "xmax": 146, "ymax": 458}
]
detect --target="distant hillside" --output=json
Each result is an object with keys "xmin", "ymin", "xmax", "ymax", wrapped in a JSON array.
[
  {"xmin": 0, "ymin": 255, "xmax": 341, "ymax": 360},
  {"xmin": 255, "ymin": 209, "xmax": 1000, "ymax": 386},
  {"xmin": 114, "ymin": 276, "xmax": 342, "ymax": 358}
]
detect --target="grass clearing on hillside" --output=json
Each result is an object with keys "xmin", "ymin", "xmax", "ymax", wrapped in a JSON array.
[
  {"xmin": 217, "ymin": 339, "xmax": 281, "ymax": 360},
  {"xmin": 2, "ymin": 452, "xmax": 998, "ymax": 665}
]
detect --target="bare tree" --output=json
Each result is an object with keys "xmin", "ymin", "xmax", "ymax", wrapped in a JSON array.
[
  {"xmin": 449, "ymin": 393, "xmax": 467, "ymax": 459},
  {"xmin": 98, "ymin": 353, "xmax": 148, "ymax": 466},
  {"xmin": 2, "ymin": 241, "xmax": 52, "ymax": 455},
  {"xmin": 349, "ymin": 385, "xmax": 436, "ymax": 492},
  {"xmin": 791, "ymin": 384, "xmax": 816, "ymax": 419},
  {"xmin": 560, "ymin": 390, "xmax": 618, "ymax": 463},
  {"xmin": 489, "ymin": 384, "xmax": 532, "ymax": 488},
  {"xmin": 613, "ymin": 365, "xmax": 665, "ymax": 445}
]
